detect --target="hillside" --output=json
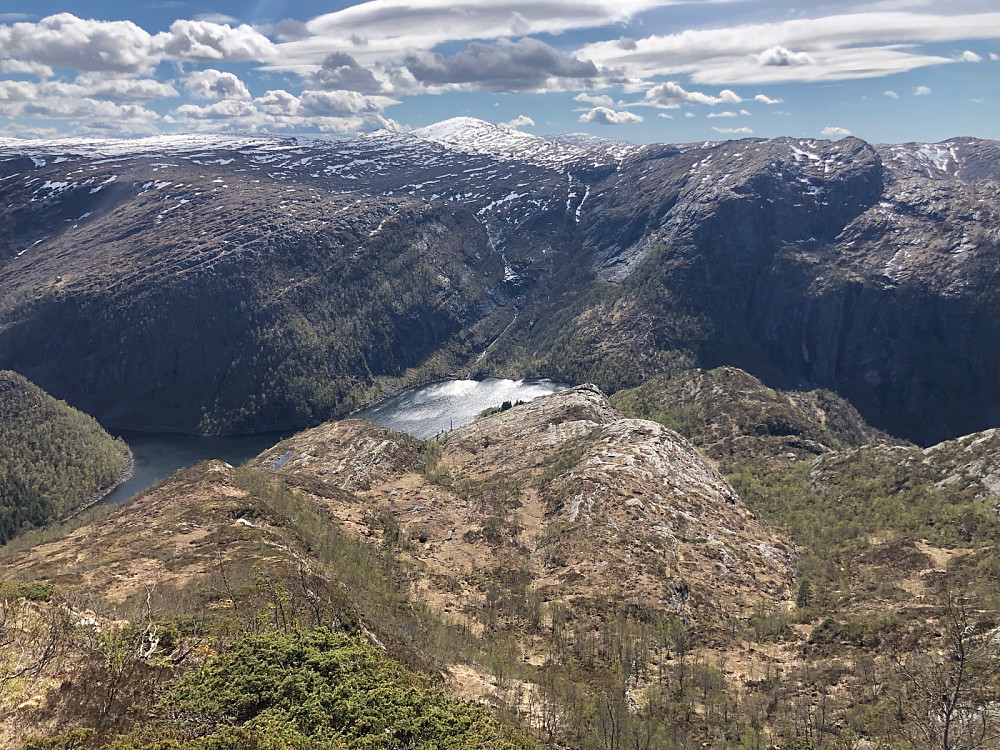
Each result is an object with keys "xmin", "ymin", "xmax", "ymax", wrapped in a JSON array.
[
  {"xmin": 0, "ymin": 386, "xmax": 792, "ymax": 749},
  {"xmin": 1, "ymin": 124, "xmax": 999, "ymax": 443},
  {"xmin": 5, "ymin": 382, "xmax": 1000, "ymax": 747},
  {"xmin": 0, "ymin": 370, "xmax": 130, "ymax": 544}
]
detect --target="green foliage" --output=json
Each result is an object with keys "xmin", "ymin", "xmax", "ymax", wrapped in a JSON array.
[
  {"xmin": 0, "ymin": 580, "xmax": 54, "ymax": 602},
  {"xmin": 131, "ymin": 628, "xmax": 535, "ymax": 749},
  {"xmin": 0, "ymin": 371, "xmax": 129, "ymax": 544}
]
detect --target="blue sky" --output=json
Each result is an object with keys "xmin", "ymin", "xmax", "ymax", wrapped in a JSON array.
[{"xmin": 0, "ymin": 0, "xmax": 997, "ymax": 143}]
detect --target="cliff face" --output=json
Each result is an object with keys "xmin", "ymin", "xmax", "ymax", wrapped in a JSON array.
[
  {"xmin": 521, "ymin": 135, "xmax": 1000, "ymax": 444},
  {"xmin": 1, "ymin": 126, "xmax": 999, "ymax": 442},
  {"xmin": 0, "ymin": 164, "xmax": 501, "ymax": 433}
]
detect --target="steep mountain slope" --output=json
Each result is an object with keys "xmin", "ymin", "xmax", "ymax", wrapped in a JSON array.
[
  {"xmin": 0, "ymin": 370, "xmax": 130, "ymax": 543},
  {"xmin": 1, "ymin": 122, "xmax": 1000, "ymax": 442}
]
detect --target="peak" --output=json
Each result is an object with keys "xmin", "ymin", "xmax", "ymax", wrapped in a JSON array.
[{"xmin": 410, "ymin": 118, "xmax": 518, "ymax": 145}]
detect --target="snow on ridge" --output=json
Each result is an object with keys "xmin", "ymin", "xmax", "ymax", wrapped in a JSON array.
[
  {"xmin": 0, "ymin": 133, "xmax": 298, "ymax": 159},
  {"xmin": 410, "ymin": 117, "xmax": 623, "ymax": 170}
]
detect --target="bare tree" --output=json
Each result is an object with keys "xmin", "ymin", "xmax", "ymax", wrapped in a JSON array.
[{"xmin": 893, "ymin": 592, "xmax": 1000, "ymax": 750}]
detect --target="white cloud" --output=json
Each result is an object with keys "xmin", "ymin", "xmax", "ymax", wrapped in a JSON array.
[
  {"xmin": 657, "ymin": 112, "xmax": 673, "ymax": 119},
  {"xmin": 757, "ymin": 46, "xmax": 813, "ymax": 67},
  {"xmin": 174, "ymin": 98, "xmax": 257, "ymax": 120},
  {"xmin": 155, "ymin": 19, "xmax": 276, "ymax": 62},
  {"xmin": 991, "ymin": 53, "xmax": 999, "ymax": 61},
  {"xmin": 73, "ymin": 74, "xmax": 179, "ymax": 102},
  {"xmin": 504, "ymin": 114, "xmax": 535, "ymax": 129},
  {"xmin": 298, "ymin": 89, "xmax": 399, "ymax": 116},
  {"xmin": 914, "ymin": 85, "xmax": 931, "ymax": 95},
  {"xmin": 273, "ymin": 0, "xmax": 685, "ymax": 71},
  {"xmin": 958, "ymin": 49, "xmax": 982, "ymax": 62},
  {"xmin": 168, "ymin": 91, "xmax": 401, "ymax": 134},
  {"xmin": 194, "ymin": 13, "xmax": 239, "ymax": 25},
  {"xmin": 739, "ymin": 108, "xmax": 750, "ymax": 116},
  {"xmin": 576, "ymin": 11, "xmax": 1000, "ymax": 84},
  {"xmin": 578, "ymin": 106, "xmax": 643, "ymax": 124},
  {"xmin": 185, "ymin": 69, "xmax": 251, "ymax": 101},
  {"xmin": 712, "ymin": 126, "xmax": 753, "ymax": 134},
  {"xmin": 821, "ymin": 126, "xmax": 851, "ymax": 136},
  {"xmin": 0, "ymin": 58, "xmax": 53, "ymax": 78},
  {"xmin": 575, "ymin": 92, "xmax": 615, "ymax": 107},
  {"xmin": 707, "ymin": 111, "xmax": 736, "ymax": 118},
  {"xmin": 884, "ymin": 89, "xmax": 899, "ymax": 98},
  {"xmin": 754, "ymin": 94, "xmax": 782, "ymax": 104},
  {"xmin": 0, "ymin": 80, "xmax": 161, "ymax": 131},
  {"xmin": 644, "ymin": 81, "xmax": 741, "ymax": 108},
  {"xmin": 0, "ymin": 14, "xmax": 157, "ymax": 74}
]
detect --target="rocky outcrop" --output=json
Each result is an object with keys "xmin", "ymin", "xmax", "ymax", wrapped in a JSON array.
[{"xmin": 251, "ymin": 385, "xmax": 794, "ymax": 622}]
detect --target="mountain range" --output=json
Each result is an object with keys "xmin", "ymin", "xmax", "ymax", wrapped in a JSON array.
[{"xmin": 2, "ymin": 118, "xmax": 998, "ymax": 443}]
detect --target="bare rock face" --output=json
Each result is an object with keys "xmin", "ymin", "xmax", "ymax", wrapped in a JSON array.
[{"xmin": 251, "ymin": 385, "xmax": 794, "ymax": 624}]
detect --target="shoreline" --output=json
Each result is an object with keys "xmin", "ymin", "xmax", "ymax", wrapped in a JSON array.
[{"xmin": 60, "ymin": 450, "xmax": 135, "ymax": 521}]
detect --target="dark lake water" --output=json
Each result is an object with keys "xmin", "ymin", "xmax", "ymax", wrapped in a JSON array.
[
  {"xmin": 101, "ymin": 378, "xmax": 567, "ymax": 505},
  {"xmin": 99, "ymin": 431, "xmax": 288, "ymax": 506}
]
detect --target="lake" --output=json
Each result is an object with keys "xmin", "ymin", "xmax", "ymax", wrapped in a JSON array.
[{"xmin": 101, "ymin": 377, "xmax": 566, "ymax": 505}]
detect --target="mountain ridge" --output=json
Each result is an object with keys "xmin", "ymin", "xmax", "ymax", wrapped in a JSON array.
[{"xmin": 2, "ymin": 118, "xmax": 999, "ymax": 443}]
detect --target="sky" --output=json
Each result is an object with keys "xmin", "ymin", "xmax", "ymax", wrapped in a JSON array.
[{"xmin": 0, "ymin": 0, "xmax": 997, "ymax": 144}]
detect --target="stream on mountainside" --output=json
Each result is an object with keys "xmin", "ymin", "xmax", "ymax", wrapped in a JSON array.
[{"xmin": 100, "ymin": 378, "xmax": 567, "ymax": 506}]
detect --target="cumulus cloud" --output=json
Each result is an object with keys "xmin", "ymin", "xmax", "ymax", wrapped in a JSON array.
[
  {"xmin": 174, "ymin": 98, "xmax": 256, "ymax": 120},
  {"xmin": 958, "ymin": 49, "xmax": 982, "ymax": 62},
  {"xmin": 707, "ymin": 111, "xmax": 736, "ymax": 118},
  {"xmin": 504, "ymin": 114, "xmax": 535, "ymax": 129},
  {"xmin": 575, "ymin": 92, "xmax": 615, "ymax": 107},
  {"xmin": 821, "ymin": 126, "xmax": 851, "ymax": 136},
  {"xmin": 307, "ymin": 52, "xmax": 383, "ymax": 93},
  {"xmin": 73, "ymin": 73, "xmax": 179, "ymax": 102},
  {"xmin": 185, "ymin": 69, "xmax": 251, "ymax": 100},
  {"xmin": 754, "ymin": 93, "xmax": 782, "ymax": 104},
  {"xmin": 712, "ymin": 126, "xmax": 753, "ymax": 134},
  {"xmin": 992, "ymin": 52, "xmax": 999, "ymax": 61},
  {"xmin": 155, "ymin": 19, "xmax": 276, "ymax": 62},
  {"xmin": 0, "ymin": 79, "xmax": 161, "ymax": 129},
  {"xmin": 644, "ymin": 81, "xmax": 741, "ymax": 108},
  {"xmin": 884, "ymin": 89, "xmax": 899, "ymax": 98},
  {"xmin": 0, "ymin": 13, "xmax": 278, "ymax": 80},
  {"xmin": 757, "ymin": 46, "xmax": 813, "ymax": 67},
  {"xmin": 914, "ymin": 85, "xmax": 931, "ymax": 95},
  {"xmin": 298, "ymin": 89, "xmax": 397, "ymax": 116},
  {"xmin": 0, "ymin": 14, "xmax": 157, "ymax": 74},
  {"xmin": 405, "ymin": 38, "xmax": 607, "ymax": 92},
  {"xmin": 578, "ymin": 106, "xmax": 643, "ymax": 124},
  {"xmin": 0, "ymin": 59, "xmax": 53, "ymax": 78},
  {"xmin": 169, "ymin": 87, "xmax": 402, "ymax": 135}
]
